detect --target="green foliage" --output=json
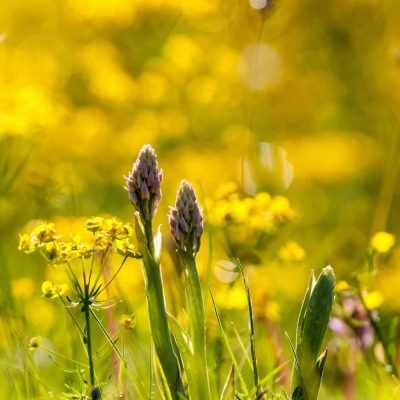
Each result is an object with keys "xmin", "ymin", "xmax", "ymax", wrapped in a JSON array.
[{"xmin": 291, "ymin": 267, "xmax": 335, "ymax": 400}]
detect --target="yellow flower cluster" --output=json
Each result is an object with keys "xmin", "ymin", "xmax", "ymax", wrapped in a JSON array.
[
  {"xmin": 207, "ymin": 182, "xmax": 294, "ymax": 233},
  {"xmin": 18, "ymin": 223, "xmax": 58, "ymax": 253},
  {"xmin": 18, "ymin": 217, "xmax": 141, "ymax": 264}
]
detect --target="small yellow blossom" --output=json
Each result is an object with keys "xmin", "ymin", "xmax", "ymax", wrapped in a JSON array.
[
  {"xmin": 121, "ymin": 223, "xmax": 134, "ymax": 238},
  {"xmin": 370, "ymin": 231, "xmax": 396, "ymax": 254},
  {"xmin": 336, "ymin": 280, "xmax": 351, "ymax": 293},
  {"xmin": 253, "ymin": 192, "xmax": 272, "ymax": 209},
  {"xmin": 18, "ymin": 233, "xmax": 37, "ymax": 253},
  {"xmin": 116, "ymin": 239, "xmax": 142, "ymax": 258},
  {"xmin": 77, "ymin": 243, "xmax": 94, "ymax": 259},
  {"xmin": 278, "ymin": 241, "xmax": 305, "ymax": 262},
  {"xmin": 54, "ymin": 283, "xmax": 68, "ymax": 297},
  {"xmin": 58, "ymin": 242, "xmax": 79, "ymax": 263},
  {"xmin": 215, "ymin": 284, "xmax": 247, "ymax": 309},
  {"xmin": 229, "ymin": 199, "xmax": 249, "ymax": 223},
  {"xmin": 269, "ymin": 196, "xmax": 295, "ymax": 223},
  {"xmin": 28, "ymin": 336, "xmax": 41, "ymax": 351},
  {"xmin": 214, "ymin": 181, "xmax": 239, "ymax": 200},
  {"xmin": 363, "ymin": 290, "xmax": 385, "ymax": 310},
  {"xmin": 94, "ymin": 232, "xmax": 112, "ymax": 251},
  {"xmin": 41, "ymin": 281, "xmax": 68, "ymax": 298},
  {"xmin": 42, "ymin": 281, "xmax": 54, "ymax": 297},
  {"xmin": 248, "ymin": 214, "xmax": 274, "ymax": 232},
  {"xmin": 44, "ymin": 242, "xmax": 59, "ymax": 263},
  {"xmin": 102, "ymin": 217, "xmax": 125, "ymax": 239},
  {"xmin": 120, "ymin": 314, "xmax": 136, "ymax": 329},
  {"xmin": 32, "ymin": 223, "xmax": 57, "ymax": 243},
  {"xmin": 86, "ymin": 217, "xmax": 104, "ymax": 233}
]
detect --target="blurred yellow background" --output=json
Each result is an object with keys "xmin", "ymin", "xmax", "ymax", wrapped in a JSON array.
[{"xmin": 1, "ymin": 0, "xmax": 400, "ymax": 398}]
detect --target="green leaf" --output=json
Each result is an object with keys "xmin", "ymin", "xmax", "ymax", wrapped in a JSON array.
[
  {"xmin": 301, "ymin": 266, "xmax": 335, "ymax": 362},
  {"xmin": 236, "ymin": 259, "xmax": 260, "ymax": 395},
  {"xmin": 167, "ymin": 312, "xmax": 193, "ymax": 365},
  {"xmin": 293, "ymin": 266, "xmax": 335, "ymax": 400},
  {"xmin": 296, "ymin": 271, "xmax": 315, "ymax": 347},
  {"xmin": 154, "ymin": 354, "xmax": 173, "ymax": 400}
]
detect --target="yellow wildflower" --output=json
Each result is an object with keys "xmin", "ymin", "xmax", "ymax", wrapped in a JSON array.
[
  {"xmin": 336, "ymin": 280, "xmax": 351, "ymax": 293},
  {"xmin": 278, "ymin": 241, "xmax": 305, "ymax": 262},
  {"xmin": 363, "ymin": 290, "xmax": 385, "ymax": 310},
  {"xmin": 18, "ymin": 233, "xmax": 37, "ymax": 253},
  {"xmin": 41, "ymin": 281, "xmax": 68, "ymax": 298},
  {"xmin": 214, "ymin": 181, "xmax": 239, "ymax": 200},
  {"xmin": 248, "ymin": 214, "xmax": 274, "ymax": 232},
  {"xmin": 28, "ymin": 336, "xmax": 41, "ymax": 351},
  {"xmin": 54, "ymin": 283, "xmax": 68, "ymax": 297},
  {"xmin": 32, "ymin": 223, "xmax": 57, "ymax": 243},
  {"xmin": 58, "ymin": 242, "xmax": 79, "ymax": 263},
  {"xmin": 42, "ymin": 281, "xmax": 54, "ymax": 297},
  {"xmin": 121, "ymin": 223, "xmax": 134, "ymax": 238},
  {"xmin": 215, "ymin": 284, "xmax": 247, "ymax": 309},
  {"xmin": 44, "ymin": 242, "xmax": 59, "ymax": 263},
  {"xmin": 228, "ymin": 199, "xmax": 249, "ymax": 223},
  {"xmin": 120, "ymin": 314, "xmax": 136, "ymax": 329},
  {"xmin": 102, "ymin": 217, "xmax": 125, "ymax": 239},
  {"xmin": 116, "ymin": 239, "xmax": 142, "ymax": 258},
  {"xmin": 94, "ymin": 232, "xmax": 112, "ymax": 251},
  {"xmin": 86, "ymin": 217, "xmax": 104, "ymax": 233},
  {"xmin": 77, "ymin": 243, "xmax": 94, "ymax": 259},
  {"xmin": 253, "ymin": 192, "xmax": 272, "ymax": 210},
  {"xmin": 269, "ymin": 196, "xmax": 295, "ymax": 223},
  {"xmin": 370, "ymin": 231, "xmax": 395, "ymax": 254}
]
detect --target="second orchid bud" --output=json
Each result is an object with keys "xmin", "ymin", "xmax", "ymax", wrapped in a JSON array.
[{"xmin": 169, "ymin": 180, "xmax": 203, "ymax": 254}]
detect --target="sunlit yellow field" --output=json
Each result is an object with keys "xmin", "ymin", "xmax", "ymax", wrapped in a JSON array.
[{"xmin": 2, "ymin": 1, "xmax": 400, "ymax": 399}]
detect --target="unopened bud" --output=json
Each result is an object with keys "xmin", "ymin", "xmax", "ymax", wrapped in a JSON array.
[
  {"xmin": 125, "ymin": 145, "xmax": 163, "ymax": 221},
  {"xmin": 169, "ymin": 180, "xmax": 203, "ymax": 254}
]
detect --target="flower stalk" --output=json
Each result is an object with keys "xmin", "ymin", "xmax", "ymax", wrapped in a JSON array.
[
  {"xmin": 83, "ymin": 295, "xmax": 96, "ymax": 392},
  {"xmin": 126, "ymin": 145, "xmax": 184, "ymax": 399},
  {"xmin": 169, "ymin": 180, "xmax": 211, "ymax": 399}
]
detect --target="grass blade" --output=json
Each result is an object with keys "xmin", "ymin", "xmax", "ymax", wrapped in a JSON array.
[
  {"xmin": 209, "ymin": 286, "xmax": 249, "ymax": 395},
  {"xmin": 236, "ymin": 259, "xmax": 260, "ymax": 396}
]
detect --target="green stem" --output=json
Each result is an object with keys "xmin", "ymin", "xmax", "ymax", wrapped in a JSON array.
[
  {"xmin": 181, "ymin": 251, "xmax": 211, "ymax": 400},
  {"xmin": 141, "ymin": 220, "xmax": 185, "ymax": 399},
  {"xmin": 83, "ymin": 283, "xmax": 96, "ymax": 391},
  {"xmin": 84, "ymin": 303, "xmax": 95, "ymax": 388},
  {"xmin": 144, "ymin": 220, "xmax": 155, "ymax": 256}
]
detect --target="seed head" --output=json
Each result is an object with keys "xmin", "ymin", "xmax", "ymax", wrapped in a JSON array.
[
  {"xmin": 169, "ymin": 180, "xmax": 203, "ymax": 254},
  {"xmin": 125, "ymin": 145, "xmax": 163, "ymax": 222}
]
